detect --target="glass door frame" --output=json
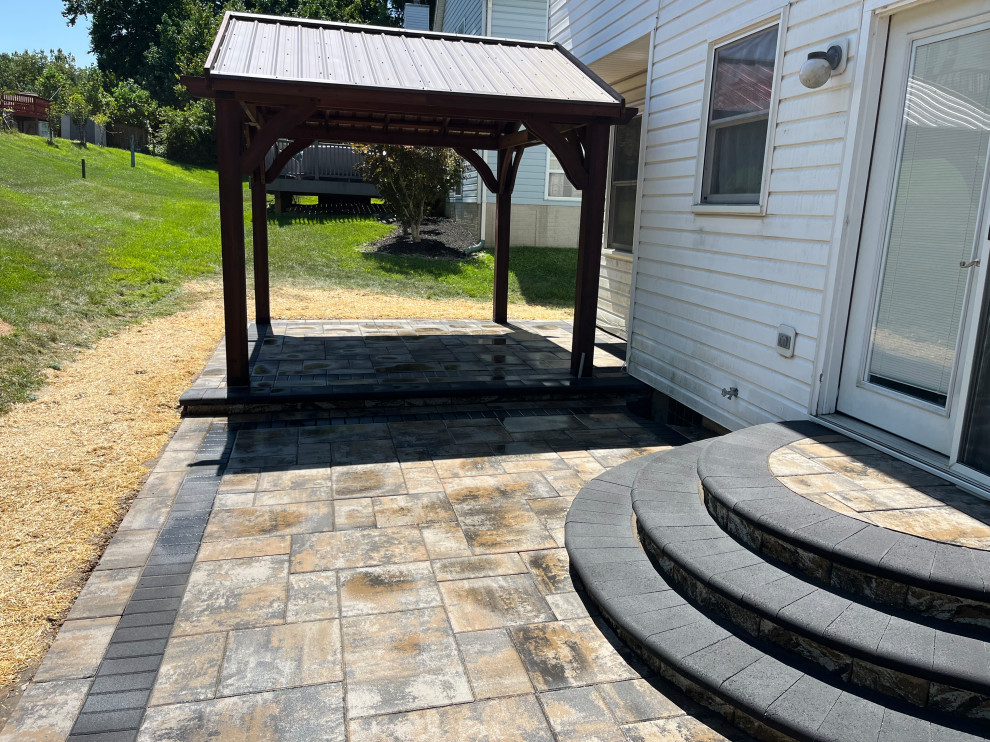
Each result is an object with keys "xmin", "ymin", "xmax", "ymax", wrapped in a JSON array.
[
  {"xmin": 818, "ymin": 1, "xmax": 990, "ymax": 471},
  {"xmin": 812, "ymin": 0, "xmax": 990, "ymax": 494},
  {"xmin": 853, "ymin": 19, "xmax": 990, "ymax": 422},
  {"xmin": 949, "ymin": 167, "xmax": 990, "ymax": 478}
]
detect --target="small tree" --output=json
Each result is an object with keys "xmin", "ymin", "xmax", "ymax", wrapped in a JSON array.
[
  {"xmin": 65, "ymin": 91, "xmax": 90, "ymax": 145},
  {"xmin": 352, "ymin": 145, "xmax": 462, "ymax": 243}
]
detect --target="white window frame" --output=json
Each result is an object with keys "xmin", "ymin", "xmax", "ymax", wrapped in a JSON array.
[
  {"xmin": 544, "ymin": 147, "xmax": 582, "ymax": 201},
  {"xmin": 607, "ymin": 113, "xmax": 644, "ymax": 253},
  {"xmin": 692, "ymin": 10, "xmax": 787, "ymax": 216}
]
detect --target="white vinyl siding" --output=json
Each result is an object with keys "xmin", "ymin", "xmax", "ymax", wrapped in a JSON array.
[
  {"xmin": 598, "ymin": 253, "xmax": 634, "ymax": 339},
  {"xmin": 623, "ymin": 0, "xmax": 861, "ymax": 429},
  {"xmin": 597, "ymin": 60, "xmax": 650, "ymax": 340},
  {"xmin": 549, "ymin": 0, "xmax": 656, "ymax": 64}
]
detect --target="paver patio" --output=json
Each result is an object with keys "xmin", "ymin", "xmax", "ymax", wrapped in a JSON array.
[{"xmin": 0, "ymin": 381, "xmax": 754, "ymax": 741}]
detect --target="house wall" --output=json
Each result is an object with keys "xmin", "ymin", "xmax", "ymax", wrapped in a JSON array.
[
  {"xmin": 549, "ymin": 0, "xmax": 656, "ymax": 65},
  {"xmin": 441, "ymin": 0, "xmax": 484, "ymax": 34},
  {"xmin": 483, "ymin": 202, "xmax": 580, "ymax": 247},
  {"xmin": 553, "ymin": 0, "xmax": 864, "ymax": 430},
  {"xmin": 598, "ymin": 65, "xmax": 650, "ymax": 340},
  {"xmin": 491, "ymin": 0, "xmax": 548, "ymax": 40},
  {"xmin": 403, "ymin": 3, "xmax": 431, "ymax": 30},
  {"xmin": 443, "ymin": 0, "xmax": 582, "ymax": 247}
]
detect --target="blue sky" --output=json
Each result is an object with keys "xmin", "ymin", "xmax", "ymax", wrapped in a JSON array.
[{"xmin": 0, "ymin": 0, "xmax": 96, "ymax": 64}]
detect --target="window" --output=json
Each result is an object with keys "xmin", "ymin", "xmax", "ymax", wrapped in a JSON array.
[
  {"xmin": 545, "ymin": 151, "xmax": 581, "ymax": 200},
  {"xmin": 608, "ymin": 114, "xmax": 643, "ymax": 252},
  {"xmin": 701, "ymin": 25, "xmax": 779, "ymax": 205}
]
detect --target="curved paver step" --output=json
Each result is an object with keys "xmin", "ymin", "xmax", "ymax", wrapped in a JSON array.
[
  {"xmin": 565, "ymin": 443, "xmax": 987, "ymax": 742},
  {"xmin": 697, "ymin": 422, "xmax": 990, "ymax": 627},
  {"xmin": 631, "ymin": 445, "xmax": 990, "ymax": 723}
]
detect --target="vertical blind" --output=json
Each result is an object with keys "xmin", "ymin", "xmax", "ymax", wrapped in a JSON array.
[{"xmin": 867, "ymin": 28, "xmax": 990, "ymax": 405}]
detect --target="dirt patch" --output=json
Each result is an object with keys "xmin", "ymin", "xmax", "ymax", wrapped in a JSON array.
[
  {"xmin": 0, "ymin": 280, "xmax": 570, "ymax": 714},
  {"xmin": 0, "ymin": 321, "xmax": 12, "ymax": 337},
  {"xmin": 364, "ymin": 217, "xmax": 480, "ymax": 259}
]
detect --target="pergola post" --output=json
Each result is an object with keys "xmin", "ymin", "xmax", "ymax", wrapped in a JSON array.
[
  {"xmin": 251, "ymin": 164, "xmax": 271, "ymax": 325},
  {"xmin": 493, "ymin": 148, "xmax": 512, "ymax": 324},
  {"xmin": 570, "ymin": 122, "xmax": 610, "ymax": 378},
  {"xmin": 216, "ymin": 94, "xmax": 250, "ymax": 387}
]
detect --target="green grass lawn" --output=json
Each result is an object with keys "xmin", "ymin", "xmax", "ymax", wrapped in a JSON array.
[{"xmin": 0, "ymin": 133, "xmax": 577, "ymax": 411}]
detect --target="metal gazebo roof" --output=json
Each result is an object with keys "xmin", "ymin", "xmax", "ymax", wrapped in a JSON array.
[
  {"xmin": 205, "ymin": 13, "xmax": 620, "ymax": 107},
  {"xmin": 184, "ymin": 12, "xmax": 635, "ymax": 388}
]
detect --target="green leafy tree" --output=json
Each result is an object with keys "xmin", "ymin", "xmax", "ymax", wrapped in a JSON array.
[
  {"xmin": 108, "ymin": 79, "xmax": 157, "ymax": 130},
  {"xmin": 143, "ymin": 0, "xmax": 225, "ymax": 105},
  {"xmin": 63, "ymin": 0, "xmax": 185, "ymax": 88},
  {"xmin": 65, "ymin": 91, "xmax": 91, "ymax": 145},
  {"xmin": 156, "ymin": 98, "xmax": 216, "ymax": 164},
  {"xmin": 353, "ymin": 145, "xmax": 462, "ymax": 242},
  {"xmin": 0, "ymin": 50, "xmax": 50, "ymax": 93}
]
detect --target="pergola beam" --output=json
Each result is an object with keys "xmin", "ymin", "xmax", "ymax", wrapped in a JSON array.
[
  {"xmin": 215, "ymin": 94, "xmax": 250, "ymax": 387},
  {"xmin": 251, "ymin": 164, "xmax": 270, "ymax": 324},
  {"xmin": 523, "ymin": 119, "xmax": 588, "ymax": 191},
  {"xmin": 265, "ymin": 138, "xmax": 315, "ymax": 184},
  {"xmin": 184, "ymin": 75, "xmax": 627, "ymax": 123},
  {"xmin": 570, "ymin": 122, "xmax": 610, "ymax": 377},
  {"xmin": 493, "ymin": 146, "xmax": 525, "ymax": 324},
  {"xmin": 454, "ymin": 148, "xmax": 498, "ymax": 193},
  {"xmin": 240, "ymin": 103, "xmax": 316, "ymax": 176},
  {"xmin": 282, "ymin": 125, "xmax": 500, "ymax": 150}
]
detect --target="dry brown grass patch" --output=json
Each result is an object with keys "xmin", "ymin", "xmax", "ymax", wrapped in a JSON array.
[{"xmin": 0, "ymin": 281, "xmax": 570, "ymax": 696}]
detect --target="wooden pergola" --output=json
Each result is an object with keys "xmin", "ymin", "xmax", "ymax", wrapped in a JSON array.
[{"xmin": 184, "ymin": 12, "xmax": 636, "ymax": 387}]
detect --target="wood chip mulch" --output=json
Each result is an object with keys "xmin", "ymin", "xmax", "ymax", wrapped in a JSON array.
[{"xmin": 364, "ymin": 216, "xmax": 481, "ymax": 259}]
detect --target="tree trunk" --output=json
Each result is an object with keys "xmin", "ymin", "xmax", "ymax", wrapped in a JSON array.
[{"xmin": 410, "ymin": 201, "xmax": 424, "ymax": 243}]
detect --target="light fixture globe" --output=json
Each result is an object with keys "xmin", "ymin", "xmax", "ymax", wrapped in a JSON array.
[
  {"xmin": 799, "ymin": 54, "xmax": 833, "ymax": 88},
  {"xmin": 799, "ymin": 44, "xmax": 845, "ymax": 89}
]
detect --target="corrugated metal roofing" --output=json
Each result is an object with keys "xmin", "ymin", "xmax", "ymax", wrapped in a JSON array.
[{"xmin": 206, "ymin": 13, "xmax": 620, "ymax": 106}]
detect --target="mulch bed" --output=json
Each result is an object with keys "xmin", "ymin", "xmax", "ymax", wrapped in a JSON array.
[{"xmin": 365, "ymin": 216, "xmax": 481, "ymax": 259}]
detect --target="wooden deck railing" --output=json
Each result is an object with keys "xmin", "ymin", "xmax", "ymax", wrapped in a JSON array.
[
  {"xmin": 1, "ymin": 93, "xmax": 50, "ymax": 120},
  {"xmin": 265, "ymin": 140, "xmax": 365, "ymax": 181}
]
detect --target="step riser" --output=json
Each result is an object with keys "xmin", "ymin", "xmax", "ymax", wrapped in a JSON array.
[
  {"xmin": 705, "ymin": 491, "xmax": 990, "ymax": 630},
  {"xmin": 182, "ymin": 390, "xmax": 649, "ymax": 416},
  {"xmin": 638, "ymin": 521, "xmax": 990, "ymax": 722},
  {"xmin": 571, "ymin": 435, "xmax": 988, "ymax": 742},
  {"xmin": 590, "ymin": 595, "xmax": 797, "ymax": 742}
]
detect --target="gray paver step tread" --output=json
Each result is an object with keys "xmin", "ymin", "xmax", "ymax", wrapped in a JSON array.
[
  {"xmin": 565, "ymin": 442, "xmax": 987, "ymax": 742},
  {"xmin": 698, "ymin": 422, "xmax": 990, "ymax": 604},
  {"xmin": 631, "ymin": 445, "xmax": 990, "ymax": 702}
]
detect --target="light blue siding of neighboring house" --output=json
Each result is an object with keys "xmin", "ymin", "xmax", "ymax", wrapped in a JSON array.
[
  {"xmin": 442, "ymin": 0, "xmax": 484, "ymax": 35},
  {"xmin": 490, "ymin": 0, "xmax": 547, "ymax": 41},
  {"xmin": 441, "ymin": 0, "xmax": 581, "ymax": 247}
]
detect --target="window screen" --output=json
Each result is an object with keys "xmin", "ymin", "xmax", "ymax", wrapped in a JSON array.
[
  {"xmin": 702, "ymin": 26, "xmax": 778, "ymax": 204},
  {"xmin": 608, "ymin": 114, "xmax": 643, "ymax": 252}
]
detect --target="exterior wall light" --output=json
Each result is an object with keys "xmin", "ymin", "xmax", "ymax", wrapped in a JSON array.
[{"xmin": 799, "ymin": 40, "xmax": 848, "ymax": 89}]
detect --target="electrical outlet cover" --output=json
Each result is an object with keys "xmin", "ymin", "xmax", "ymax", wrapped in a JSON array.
[{"xmin": 776, "ymin": 324, "xmax": 796, "ymax": 358}]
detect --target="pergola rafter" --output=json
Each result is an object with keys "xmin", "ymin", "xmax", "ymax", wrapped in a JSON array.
[{"xmin": 185, "ymin": 12, "xmax": 636, "ymax": 386}]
